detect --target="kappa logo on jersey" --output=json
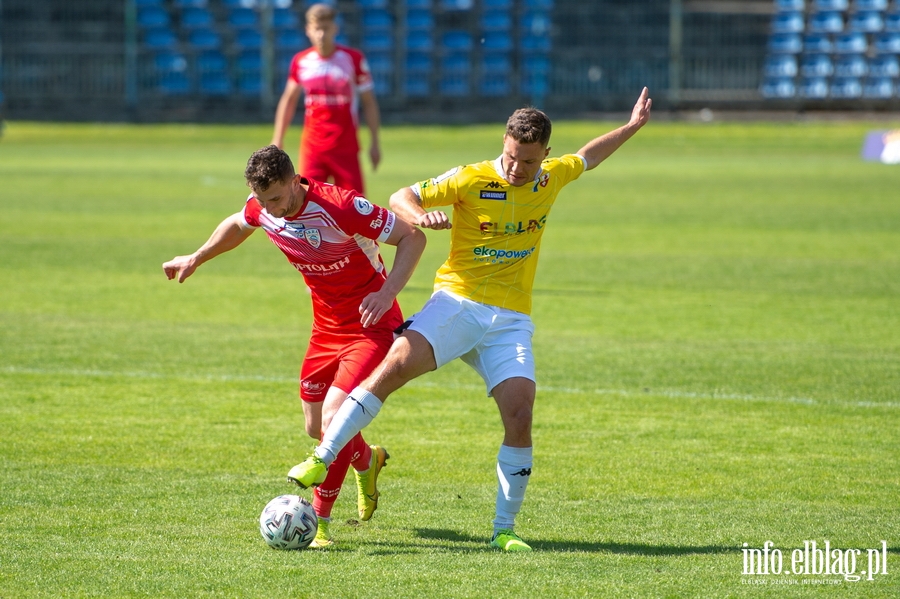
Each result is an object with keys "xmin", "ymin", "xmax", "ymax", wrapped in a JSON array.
[
  {"xmin": 303, "ymin": 228, "xmax": 321, "ymax": 248},
  {"xmin": 354, "ymin": 197, "xmax": 374, "ymax": 215},
  {"xmin": 532, "ymin": 172, "xmax": 550, "ymax": 192},
  {"xmin": 485, "ymin": 181, "xmax": 503, "ymax": 189}
]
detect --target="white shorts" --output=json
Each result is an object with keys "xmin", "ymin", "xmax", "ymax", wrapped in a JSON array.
[{"xmin": 406, "ymin": 290, "xmax": 535, "ymax": 395}]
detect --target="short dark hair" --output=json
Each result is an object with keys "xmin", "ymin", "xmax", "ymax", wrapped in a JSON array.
[
  {"xmin": 306, "ymin": 3, "xmax": 337, "ymax": 24},
  {"xmin": 244, "ymin": 145, "xmax": 295, "ymax": 192},
  {"xmin": 505, "ymin": 107, "xmax": 552, "ymax": 147}
]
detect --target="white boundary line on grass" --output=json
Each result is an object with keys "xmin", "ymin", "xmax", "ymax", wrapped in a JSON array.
[{"xmin": 3, "ymin": 365, "xmax": 897, "ymax": 409}]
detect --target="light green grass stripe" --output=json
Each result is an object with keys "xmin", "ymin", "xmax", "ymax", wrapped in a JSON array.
[{"xmin": 4, "ymin": 364, "xmax": 897, "ymax": 410}]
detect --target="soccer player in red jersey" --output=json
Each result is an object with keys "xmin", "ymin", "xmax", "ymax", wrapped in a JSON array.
[
  {"xmin": 271, "ymin": 3, "xmax": 381, "ymax": 195},
  {"xmin": 162, "ymin": 145, "xmax": 426, "ymax": 547}
]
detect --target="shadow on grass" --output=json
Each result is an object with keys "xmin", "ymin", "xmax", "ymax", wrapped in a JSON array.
[{"xmin": 414, "ymin": 528, "xmax": 738, "ymax": 555}]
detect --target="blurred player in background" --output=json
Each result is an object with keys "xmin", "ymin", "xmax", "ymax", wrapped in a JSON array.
[
  {"xmin": 162, "ymin": 146, "xmax": 425, "ymax": 547},
  {"xmin": 271, "ymin": 3, "xmax": 381, "ymax": 195},
  {"xmin": 286, "ymin": 88, "xmax": 653, "ymax": 552}
]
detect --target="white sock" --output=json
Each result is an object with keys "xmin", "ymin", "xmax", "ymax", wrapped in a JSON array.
[
  {"xmin": 314, "ymin": 387, "xmax": 382, "ymax": 466},
  {"xmin": 492, "ymin": 445, "xmax": 533, "ymax": 534}
]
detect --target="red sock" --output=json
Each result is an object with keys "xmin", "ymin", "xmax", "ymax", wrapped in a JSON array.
[
  {"xmin": 349, "ymin": 433, "xmax": 371, "ymax": 471},
  {"xmin": 312, "ymin": 442, "xmax": 352, "ymax": 519}
]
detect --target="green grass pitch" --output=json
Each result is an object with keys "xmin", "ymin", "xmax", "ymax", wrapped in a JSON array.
[{"xmin": 0, "ymin": 117, "xmax": 898, "ymax": 598}]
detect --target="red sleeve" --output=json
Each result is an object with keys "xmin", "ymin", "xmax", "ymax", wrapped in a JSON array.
[
  {"xmin": 326, "ymin": 186, "xmax": 395, "ymax": 242},
  {"xmin": 242, "ymin": 196, "xmax": 262, "ymax": 228},
  {"xmin": 351, "ymin": 48, "xmax": 374, "ymax": 90}
]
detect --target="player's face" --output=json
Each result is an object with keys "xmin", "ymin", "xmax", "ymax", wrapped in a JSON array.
[
  {"xmin": 501, "ymin": 135, "xmax": 550, "ymax": 187},
  {"xmin": 306, "ymin": 19, "xmax": 338, "ymax": 56},
  {"xmin": 252, "ymin": 176, "xmax": 301, "ymax": 218}
]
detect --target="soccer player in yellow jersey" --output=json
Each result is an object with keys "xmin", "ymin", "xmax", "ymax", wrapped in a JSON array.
[{"xmin": 288, "ymin": 88, "xmax": 653, "ymax": 551}]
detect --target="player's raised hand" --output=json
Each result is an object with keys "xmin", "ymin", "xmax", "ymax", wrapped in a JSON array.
[
  {"xmin": 631, "ymin": 87, "xmax": 652, "ymax": 128},
  {"xmin": 162, "ymin": 255, "xmax": 197, "ymax": 283},
  {"xmin": 416, "ymin": 210, "xmax": 452, "ymax": 230}
]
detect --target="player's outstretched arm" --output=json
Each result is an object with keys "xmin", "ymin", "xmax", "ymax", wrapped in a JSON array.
[
  {"xmin": 358, "ymin": 219, "xmax": 426, "ymax": 328},
  {"xmin": 578, "ymin": 87, "xmax": 652, "ymax": 171},
  {"xmin": 162, "ymin": 213, "xmax": 254, "ymax": 283},
  {"xmin": 389, "ymin": 186, "xmax": 452, "ymax": 230}
]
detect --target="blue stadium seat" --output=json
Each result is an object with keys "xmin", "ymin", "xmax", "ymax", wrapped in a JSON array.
[
  {"xmin": 856, "ymin": 0, "xmax": 888, "ymax": 9},
  {"xmin": 760, "ymin": 77, "xmax": 796, "ymax": 98},
  {"xmin": 523, "ymin": 0, "xmax": 554, "ymax": 8},
  {"xmin": 522, "ymin": 53, "xmax": 550, "ymax": 74},
  {"xmin": 439, "ymin": 75, "xmax": 470, "ymax": 96},
  {"xmin": 406, "ymin": 33, "xmax": 434, "ymax": 52},
  {"xmin": 830, "ymin": 77, "xmax": 863, "ymax": 98},
  {"xmin": 520, "ymin": 35, "xmax": 551, "ymax": 52},
  {"xmin": 482, "ymin": 32, "xmax": 513, "ymax": 52},
  {"xmin": 814, "ymin": 0, "xmax": 848, "ymax": 9},
  {"xmin": 803, "ymin": 33, "xmax": 833, "ymax": 53},
  {"xmin": 143, "ymin": 27, "xmax": 178, "ymax": 49},
  {"xmin": 158, "ymin": 72, "xmax": 191, "ymax": 94},
  {"xmin": 801, "ymin": 53, "xmax": 834, "ymax": 76},
  {"xmin": 834, "ymin": 31, "xmax": 868, "ymax": 52},
  {"xmin": 173, "ymin": 0, "xmax": 208, "ymax": 7},
  {"xmin": 404, "ymin": 76, "xmax": 430, "ymax": 96},
  {"xmin": 799, "ymin": 76, "xmax": 829, "ymax": 98},
  {"xmin": 520, "ymin": 72, "xmax": 549, "ymax": 96},
  {"xmin": 834, "ymin": 54, "xmax": 868, "ymax": 77},
  {"xmin": 407, "ymin": 10, "xmax": 434, "ymax": 32},
  {"xmin": 442, "ymin": 30, "xmax": 473, "ymax": 51},
  {"xmin": 520, "ymin": 12, "xmax": 551, "ymax": 36},
  {"xmin": 768, "ymin": 33, "xmax": 803, "ymax": 53},
  {"xmin": 138, "ymin": 7, "xmax": 171, "ymax": 28},
  {"xmin": 362, "ymin": 9, "xmax": 393, "ymax": 31},
  {"xmin": 482, "ymin": 53, "xmax": 512, "ymax": 75},
  {"xmin": 873, "ymin": 31, "xmax": 900, "ymax": 52},
  {"xmin": 136, "ymin": 0, "xmax": 164, "ymax": 6},
  {"xmin": 362, "ymin": 32, "xmax": 393, "ymax": 52},
  {"xmin": 441, "ymin": 53, "xmax": 469, "ymax": 72},
  {"xmin": 196, "ymin": 50, "xmax": 228, "ymax": 73},
  {"xmin": 809, "ymin": 11, "xmax": 844, "ymax": 33},
  {"xmin": 868, "ymin": 54, "xmax": 900, "ymax": 77},
  {"xmin": 406, "ymin": 0, "xmax": 432, "ymax": 8},
  {"xmin": 862, "ymin": 77, "xmax": 896, "ymax": 98},
  {"xmin": 276, "ymin": 29, "xmax": 306, "ymax": 50},
  {"xmin": 764, "ymin": 54, "xmax": 799, "ymax": 77},
  {"xmin": 357, "ymin": 0, "xmax": 388, "ymax": 8},
  {"xmin": 180, "ymin": 7, "xmax": 213, "ymax": 29},
  {"xmin": 199, "ymin": 72, "xmax": 232, "ymax": 95},
  {"xmin": 481, "ymin": 12, "xmax": 512, "ymax": 32},
  {"xmin": 849, "ymin": 11, "xmax": 885, "ymax": 32},
  {"xmin": 153, "ymin": 51, "xmax": 188, "ymax": 73},
  {"xmin": 886, "ymin": 13, "xmax": 900, "ymax": 32},
  {"xmin": 236, "ymin": 50, "xmax": 262, "ymax": 73},
  {"xmin": 272, "ymin": 8, "xmax": 299, "ymax": 30},
  {"xmin": 441, "ymin": 0, "xmax": 475, "ymax": 10},
  {"xmin": 479, "ymin": 75, "xmax": 510, "ymax": 96},
  {"xmin": 366, "ymin": 51, "xmax": 393, "ymax": 76},
  {"xmin": 234, "ymin": 28, "xmax": 263, "ymax": 51},
  {"xmin": 774, "ymin": 0, "xmax": 805, "ymax": 10},
  {"xmin": 228, "ymin": 7, "xmax": 259, "ymax": 29},
  {"xmin": 771, "ymin": 12, "xmax": 805, "ymax": 33},
  {"xmin": 483, "ymin": 0, "xmax": 512, "ymax": 8},
  {"xmin": 237, "ymin": 73, "xmax": 262, "ymax": 96},
  {"xmin": 187, "ymin": 28, "xmax": 222, "ymax": 50},
  {"xmin": 406, "ymin": 53, "xmax": 432, "ymax": 73}
]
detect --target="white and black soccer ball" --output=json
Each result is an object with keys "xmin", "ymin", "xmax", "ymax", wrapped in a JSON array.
[{"xmin": 259, "ymin": 495, "xmax": 318, "ymax": 550}]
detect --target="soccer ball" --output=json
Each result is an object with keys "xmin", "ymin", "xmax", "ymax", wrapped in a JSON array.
[{"xmin": 259, "ymin": 494, "xmax": 318, "ymax": 550}]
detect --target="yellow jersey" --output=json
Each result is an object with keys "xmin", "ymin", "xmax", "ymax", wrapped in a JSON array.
[{"xmin": 414, "ymin": 154, "xmax": 586, "ymax": 315}]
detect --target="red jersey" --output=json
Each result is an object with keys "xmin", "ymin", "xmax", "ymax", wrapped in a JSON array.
[
  {"xmin": 288, "ymin": 45, "xmax": 374, "ymax": 155},
  {"xmin": 241, "ymin": 178, "xmax": 402, "ymax": 335}
]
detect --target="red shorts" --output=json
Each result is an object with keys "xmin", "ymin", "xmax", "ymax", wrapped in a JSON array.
[
  {"xmin": 298, "ymin": 146, "xmax": 365, "ymax": 196},
  {"xmin": 299, "ymin": 330, "xmax": 393, "ymax": 403}
]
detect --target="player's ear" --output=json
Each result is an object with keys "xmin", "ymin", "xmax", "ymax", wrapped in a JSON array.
[{"xmin": 544, "ymin": 146, "xmax": 551, "ymax": 157}]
